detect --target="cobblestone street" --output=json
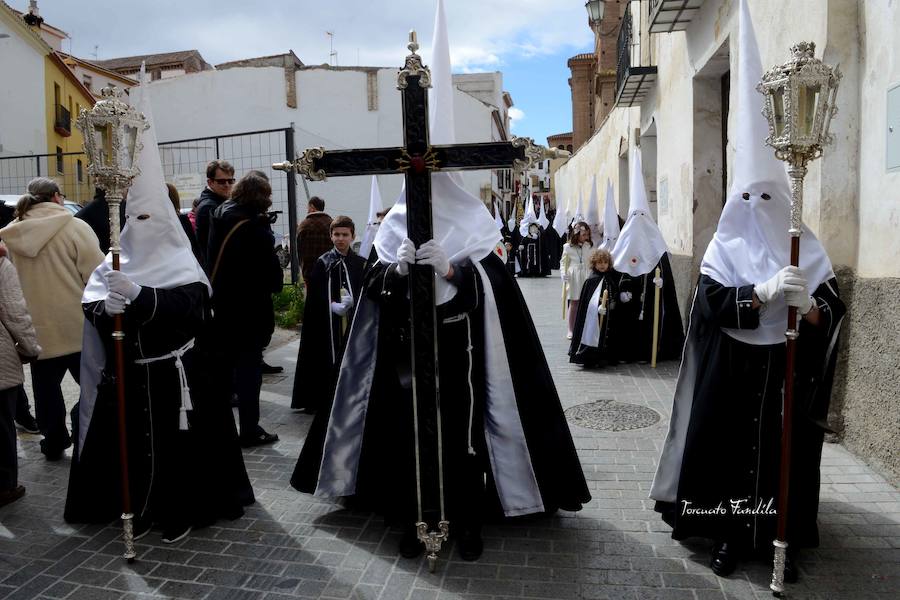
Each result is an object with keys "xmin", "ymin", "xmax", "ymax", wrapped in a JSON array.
[{"xmin": 2, "ymin": 274, "xmax": 898, "ymax": 600}]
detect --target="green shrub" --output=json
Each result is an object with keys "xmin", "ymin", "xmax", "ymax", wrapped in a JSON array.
[{"xmin": 273, "ymin": 282, "xmax": 305, "ymax": 329}]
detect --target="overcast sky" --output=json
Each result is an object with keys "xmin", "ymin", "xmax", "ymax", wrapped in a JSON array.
[{"xmin": 31, "ymin": 0, "xmax": 594, "ymax": 142}]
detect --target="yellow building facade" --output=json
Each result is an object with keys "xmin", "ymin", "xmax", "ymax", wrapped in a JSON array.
[{"xmin": 44, "ymin": 53, "xmax": 94, "ymax": 204}]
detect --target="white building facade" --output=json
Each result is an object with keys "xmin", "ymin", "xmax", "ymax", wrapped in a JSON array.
[
  {"xmin": 145, "ymin": 59, "xmax": 513, "ymax": 239},
  {"xmin": 556, "ymin": 0, "xmax": 900, "ymax": 482}
]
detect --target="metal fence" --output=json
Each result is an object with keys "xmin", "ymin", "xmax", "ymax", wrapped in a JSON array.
[{"xmin": 0, "ymin": 126, "xmax": 301, "ymax": 283}]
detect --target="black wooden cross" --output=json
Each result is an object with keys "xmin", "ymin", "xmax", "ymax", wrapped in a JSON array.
[{"xmin": 276, "ymin": 31, "xmax": 546, "ymax": 550}]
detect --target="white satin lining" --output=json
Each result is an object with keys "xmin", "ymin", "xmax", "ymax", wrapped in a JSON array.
[
  {"xmin": 580, "ymin": 279, "xmax": 605, "ymax": 348},
  {"xmin": 474, "ymin": 262, "xmax": 544, "ymax": 516}
]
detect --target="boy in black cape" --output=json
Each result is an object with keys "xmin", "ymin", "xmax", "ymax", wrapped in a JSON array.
[{"xmin": 291, "ymin": 216, "xmax": 366, "ymax": 413}]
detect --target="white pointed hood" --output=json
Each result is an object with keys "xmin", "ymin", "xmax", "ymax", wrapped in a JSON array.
[
  {"xmin": 585, "ymin": 174, "xmax": 602, "ymax": 241},
  {"xmin": 374, "ymin": 0, "xmax": 501, "ymax": 303},
  {"xmin": 537, "ymin": 196, "xmax": 549, "ymax": 229},
  {"xmin": 700, "ymin": 0, "xmax": 834, "ymax": 346},
  {"xmin": 518, "ymin": 190, "xmax": 538, "ymax": 236},
  {"xmin": 494, "ymin": 202, "xmax": 505, "ymax": 231},
  {"xmin": 600, "ymin": 179, "xmax": 620, "ymax": 252},
  {"xmin": 552, "ymin": 177, "xmax": 570, "ymax": 237},
  {"xmin": 358, "ymin": 175, "xmax": 383, "ymax": 260},
  {"xmin": 612, "ymin": 148, "xmax": 668, "ymax": 276},
  {"xmin": 83, "ymin": 69, "xmax": 211, "ymax": 303}
]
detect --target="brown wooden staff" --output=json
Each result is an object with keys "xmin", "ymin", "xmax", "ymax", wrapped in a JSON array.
[{"xmin": 108, "ymin": 194, "xmax": 136, "ymax": 563}]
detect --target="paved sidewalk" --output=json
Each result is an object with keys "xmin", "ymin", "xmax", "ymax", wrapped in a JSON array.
[{"xmin": 2, "ymin": 274, "xmax": 898, "ymax": 599}]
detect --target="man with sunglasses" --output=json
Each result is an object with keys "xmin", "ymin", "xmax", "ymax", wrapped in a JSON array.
[{"xmin": 195, "ymin": 160, "xmax": 235, "ymax": 271}]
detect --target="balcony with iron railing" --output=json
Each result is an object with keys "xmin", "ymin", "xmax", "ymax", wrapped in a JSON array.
[
  {"xmin": 649, "ymin": 0, "xmax": 705, "ymax": 33},
  {"xmin": 54, "ymin": 104, "xmax": 71, "ymax": 137},
  {"xmin": 615, "ymin": 1, "xmax": 658, "ymax": 108}
]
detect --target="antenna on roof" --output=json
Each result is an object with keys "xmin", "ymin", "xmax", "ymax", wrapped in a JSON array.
[
  {"xmin": 92, "ymin": 44, "xmax": 99, "ymax": 60},
  {"xmin": 326, "ymin": 31, "xmax": 337, "ymax": 67}
]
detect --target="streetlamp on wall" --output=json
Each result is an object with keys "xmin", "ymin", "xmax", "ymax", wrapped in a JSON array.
[{"xmin": 585, "ymin": 0, "xmax": 606, "ymax": 27}]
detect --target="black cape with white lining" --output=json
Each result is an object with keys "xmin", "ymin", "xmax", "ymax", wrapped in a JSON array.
[
  {"xmin": 291, "ymin": 248, "xmax": 365, "ymax": 412},
  {"xmin": 615, "ymin": 253, "xmax": 684, "ymax": 362},
  {"xmin": 65, "ymin": 283, "xmax": 254, "ymax": 527},
  {"xmin": 651, "ymin": 275, "xmax": 845, "ymax": 550},
  {"xmin": 569, "ymin": 269, "xmax": 619, "ymax": 366},
  {"xmin": 291, "ymin": 253, "xmax": 590, "ymax": 523}
]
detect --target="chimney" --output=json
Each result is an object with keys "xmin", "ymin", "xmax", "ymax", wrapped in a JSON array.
[{"xmin": 22, "ymin": 1, "xmax": 44, "ymax": 27}]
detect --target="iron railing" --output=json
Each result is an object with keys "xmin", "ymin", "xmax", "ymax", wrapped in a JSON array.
[{"xmin": 0, "ymin": 126, "xmax": 302, "ymax": 283}]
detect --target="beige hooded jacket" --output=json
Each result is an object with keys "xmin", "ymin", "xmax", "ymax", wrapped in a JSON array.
[
  {"xmin": 0, "ymin": 257, "xmax": 41, "ymax": 389},
  {"xmin": 0, "ymin": 202, "xmax": 103, "ymax": 359}
]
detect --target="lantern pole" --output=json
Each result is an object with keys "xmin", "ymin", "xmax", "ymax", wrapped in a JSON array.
[
  {"xmin": 76, "ymin": 85, "xmax": 148, "ymax": 563},
  {"xmin": 757, "ymin": 42, "xmax": 841, "ymax": 597}
]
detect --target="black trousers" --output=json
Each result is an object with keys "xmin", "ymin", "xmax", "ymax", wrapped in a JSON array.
[
  {"xmin": 15, "ymin": 386, "xmax": 32, "ymax": 421},
  {"xmin": 31, "ymin": 352, "xmax": 80, "ymax": 454},
  {"xmin": 226, "ymin": 346, "xmax": 264, "ymax": 439},
  {"xmin": 0, "ymin": 387, "xmax": 17, "ymax": 490}
]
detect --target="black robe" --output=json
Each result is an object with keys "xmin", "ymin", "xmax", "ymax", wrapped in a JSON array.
[
  {"xmin": 542, "ymin": 222, "xmax": 562, "ymax": 270},
  {"xmin": 652, "ymin": 275, "xmax": 845, "ymax": 550},
  {"xmin": 517, "ymin": 232, "xmax": 548, "ymax": 278},
  {"xmin": 65, "ymin": 283, "xmax": 253, "ymax": 528},
  {"xmin": 615, "ymin": 253, "xmax": 684, "ymax": 362},
  {"xmin": 291, "ymin": 248, "xmax": 366, "ymax": 412},
  {"xmin": 569, "ymin": 269, "xmax": 620, "ymax": 366},
  {"xmin": 499, "ymin": 226, "xmax": 517, "ymax": 277},
  {"xmin": 291, "ymin": 253, "xmax": 590, "ymax": 526}
]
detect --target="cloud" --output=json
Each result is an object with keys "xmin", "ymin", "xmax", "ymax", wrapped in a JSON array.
[
  {"xmin": 507, "ymin": 107, "xmax": 525, "ymax": 130},
  {"xmin": 33, "ymin": 0, "xmax": 592, "ymax": 73}
]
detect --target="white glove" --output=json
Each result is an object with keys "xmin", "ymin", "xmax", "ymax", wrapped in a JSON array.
[
  {"xmin": 396, "ymin": 238, "xmax": 415, "ymax": 276},
  {"xmin": 754, "ymin": 266, "xmax": 793, "ymax": 305},
  {"xmin": 782, "ymin": 266, "xmax": 814, "ymax": 314},
  {"xmin": 105, "ymin": 270, "xmax": 141, "ymax": 301},
  {"xmin": 598, "ymin": 306, "xmax": 607, "ymax": 316},
  {"xmin": 562, "ymin": 273, "xmax": 570, "ymax": 282},
  {"xmin": 104, "ymin": 291, "xmax": 127, "ymax": 316},
  {"xmin": 416, "ymin": 239, "xmax": 451, "ymax": 278},
  {"xmin": 619, "ymin": 291, "xmax": 632, "ymax": 303},
  {"xmin": 330, "ymin": 301, "xmax": 350, "ymax": 316},
  {"xmin": 653, "ymin": 276, "xmax": 663, "ymax": 288}
]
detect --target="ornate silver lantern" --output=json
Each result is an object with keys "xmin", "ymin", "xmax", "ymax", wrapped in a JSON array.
[
  {"xmin": 76, "ymin": 85, "xmax": 148, "ymax": 257},
  {"xmin": 758, "ymin": 41, "xmax": 841, "ymax": 235}
]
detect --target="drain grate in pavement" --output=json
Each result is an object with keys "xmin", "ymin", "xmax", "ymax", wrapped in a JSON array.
[{"xmin": 565, "ymin": 399, "xmax": 661, "ymax": 431}]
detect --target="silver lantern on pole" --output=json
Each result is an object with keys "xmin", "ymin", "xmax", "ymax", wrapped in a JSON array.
[
  {"xmin": 76, "ymin": 84, "xmax": 148, "ymax": 563},
  {"xmin": 757, "ymin": 41, "xmax": 840, "ymax": 597}
]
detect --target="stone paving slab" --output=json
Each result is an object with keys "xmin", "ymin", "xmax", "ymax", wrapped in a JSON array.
[{"xmin": 2, "ymin": 274, "xmax": 898, "ymax": 599}]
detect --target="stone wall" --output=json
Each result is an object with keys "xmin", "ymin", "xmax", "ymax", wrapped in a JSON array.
[{"xmin": 830, "ymin": 268, "xmax": 900, "ymax": 486}]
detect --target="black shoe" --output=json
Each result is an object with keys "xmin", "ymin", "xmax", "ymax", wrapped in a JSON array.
[
  {"xmin": 398, "ymin": 525, "xmax": 424, "ymax": 559},
  {"xmin": 161, "ymin": 524, "xmax": 192, "ymax": 544},
  {"xmin": 240, "ymin": 430, "xmax": 279, "ymax": 448},
  {"xmin": 710, "ymin": 541, "xmax": 738, "ymax": 577},
  {"xmin": 40, "ymin": 438, "xmax": 72, "ymax": 461},
  {"xmin": 261, "ymin": 361, "xmax": 284, "ymax": 375},
  {"xmin": 14, "ymin": 413, "xmax": 40, "ymax": 434},
  {"xmin": 457, "ymin": 525, "xmax": 484, "ymax": 561},
  {"xmin": 0, "ymin": 485, "xmax": 25, "ymax": 508}
]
